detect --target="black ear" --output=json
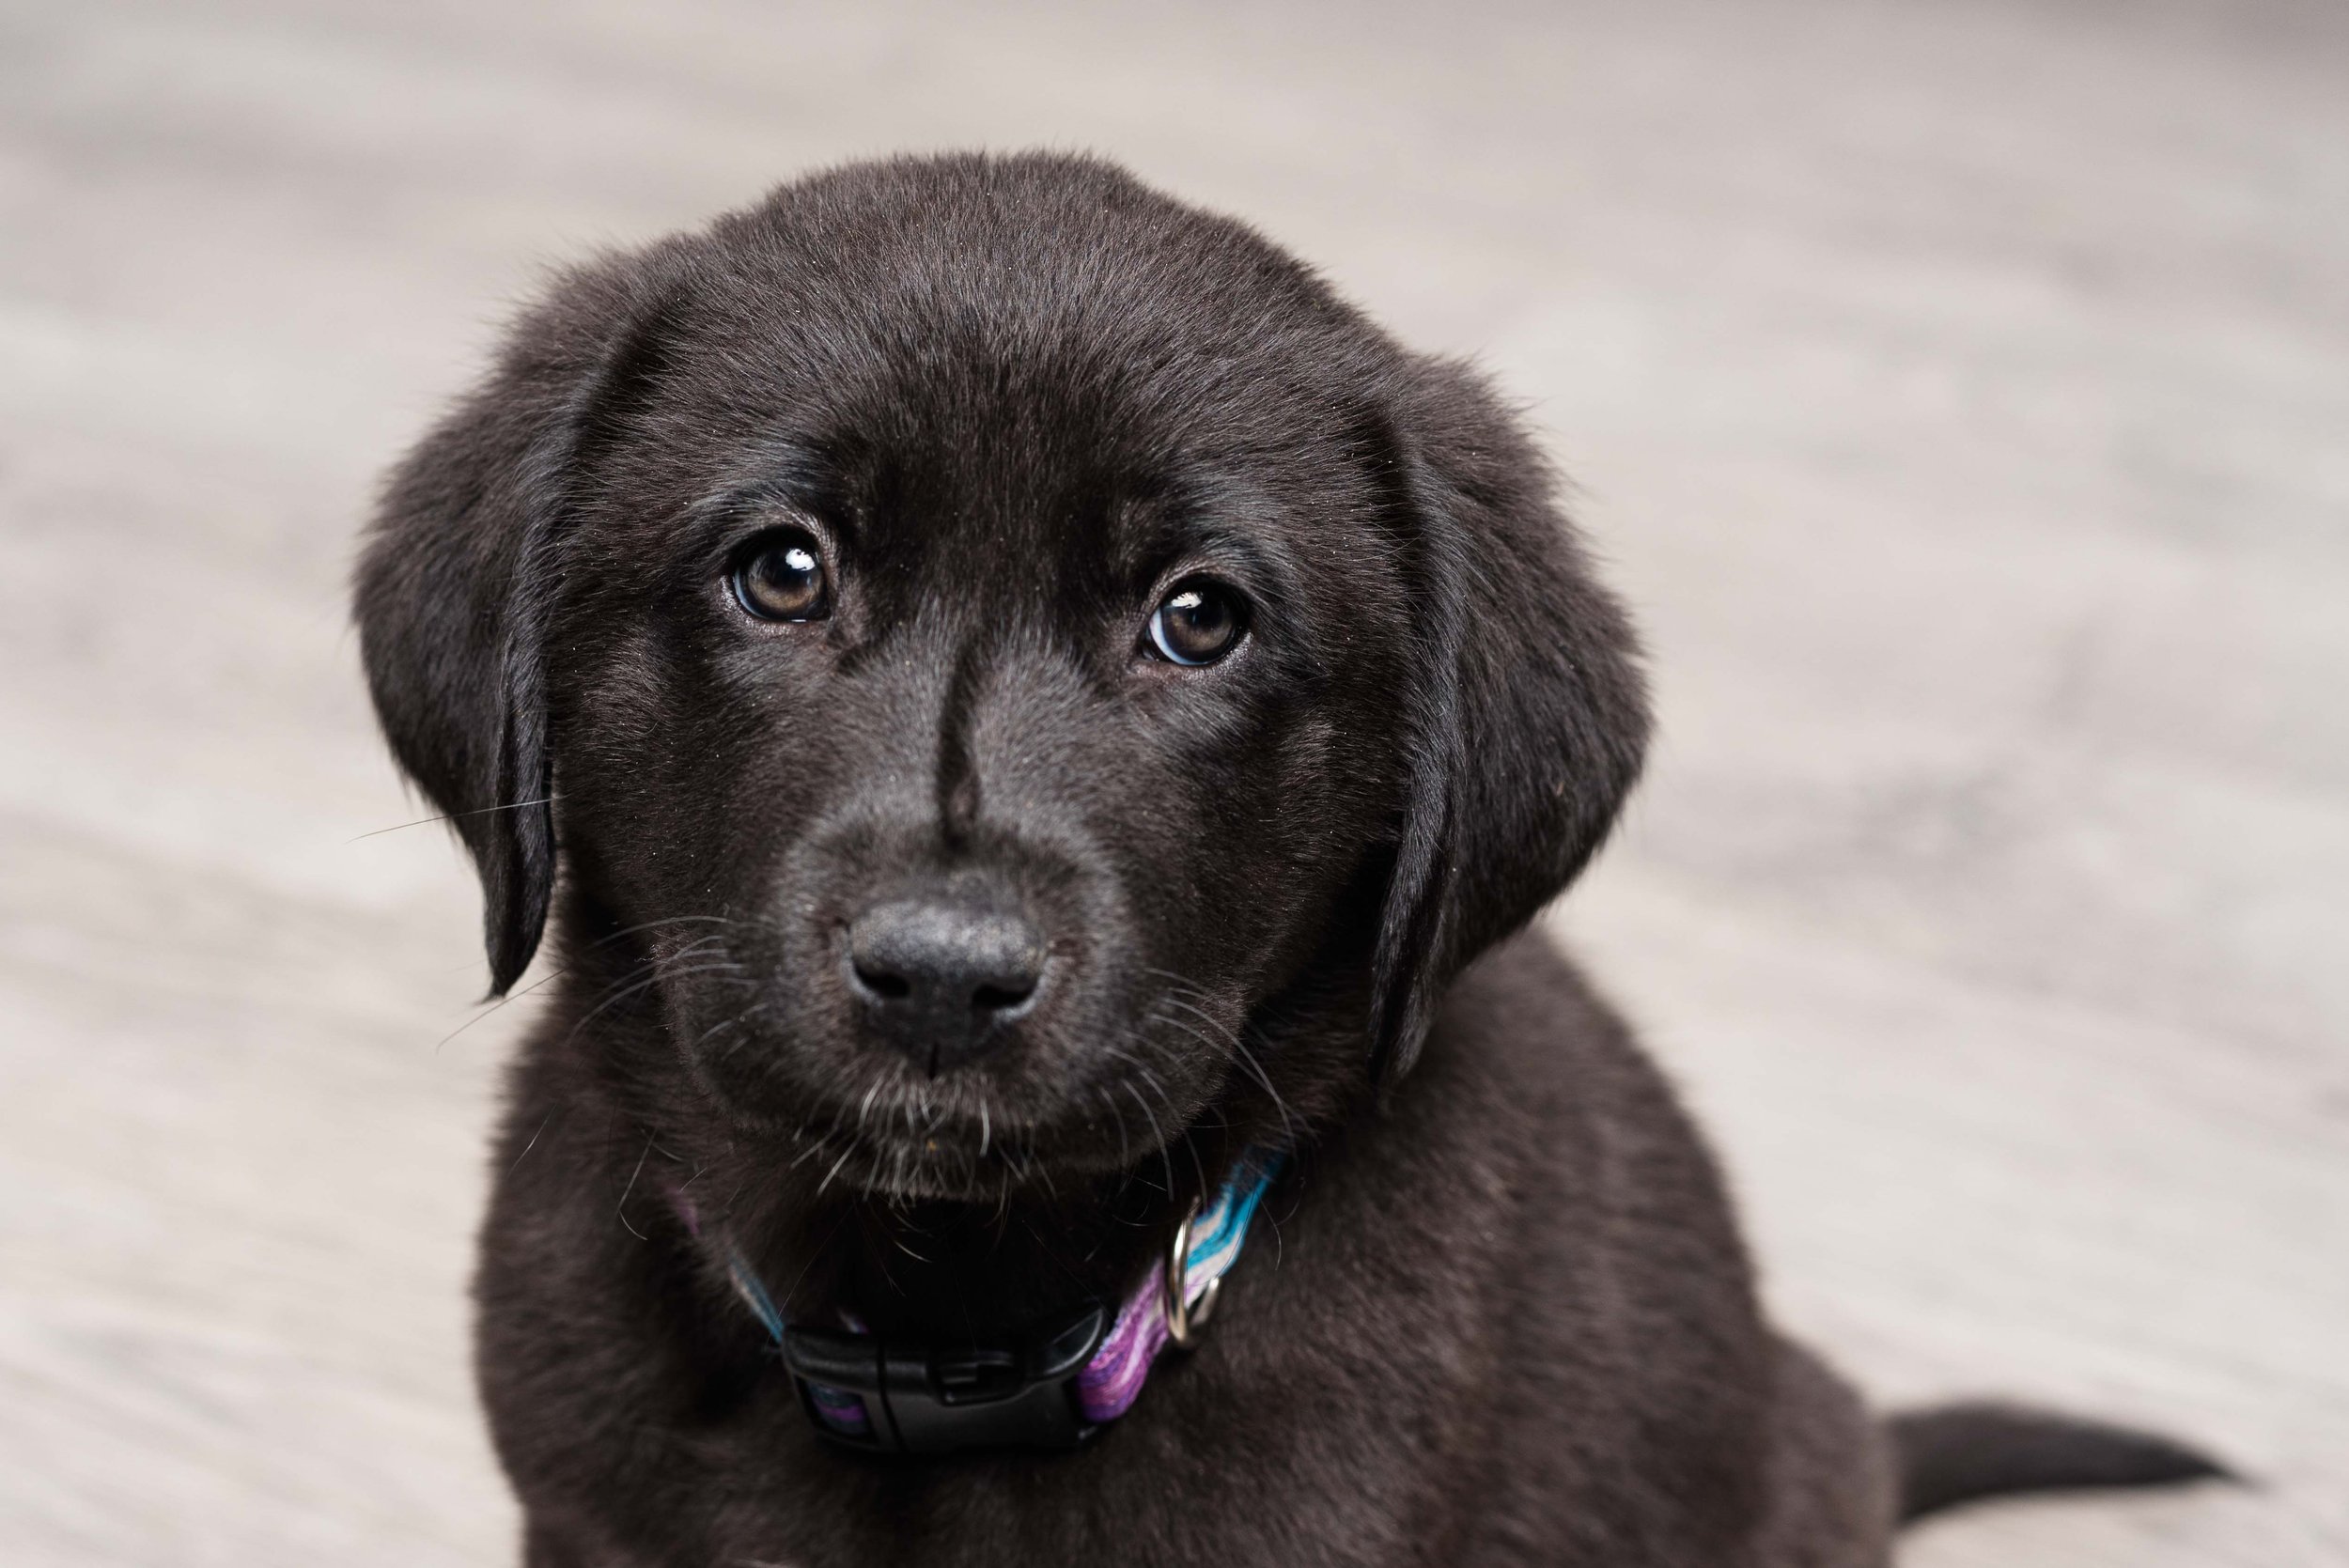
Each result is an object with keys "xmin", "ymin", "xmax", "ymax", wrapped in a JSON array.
[
  {"xmin": 353, "ymin": 257, "xmax": 676, "ymax": 996},
  {"xmin": 1366, "ymin": 359, "xmax": 1651, "ymax": 1083}
]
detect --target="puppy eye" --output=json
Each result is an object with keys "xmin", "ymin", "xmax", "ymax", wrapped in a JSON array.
[
  {"xmin": 1143, "ymin": 579, "xmax": 1248, "ymax": 666},
  {"xmin": 731, "ymin": 529, "xmax": 831, "ymax": 623}
]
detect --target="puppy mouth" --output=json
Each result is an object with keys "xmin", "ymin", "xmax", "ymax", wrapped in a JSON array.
[
  {"xmin": 794, "ymin": 1100, "xmax": 1050, "ymax": 1203},
  {"xmin": 772, "ymin": 1052, "xmax": 1209, "ymax": 1204}
]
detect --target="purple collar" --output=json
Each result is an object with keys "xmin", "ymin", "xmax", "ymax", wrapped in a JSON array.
[{"xmin": 683, "ymin": 1153, "xmax": 1283, "ymax": 1455}]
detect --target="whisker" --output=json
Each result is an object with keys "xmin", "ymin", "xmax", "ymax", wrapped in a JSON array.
[
  {"xmin": 557, "ymin": 962, "xmax": 749, "ymax": 1051},
  {"xmin": 1120, "ymin": 1079, "xmax": 1174, "ymax": 1197},
  {"xmin": 771, "ymin": 1204, "xmax": 856, "ymax": 1320},
  {"xmin": 586, "ymin": 913, "xmax": 745, "ymax": 952},
  {"xmin": 346, "ymin": 795, "xmax": 552, "ymax": 844},
  {"xmin": 435, "ymin": 963, "xmax": 571, "ymax": 1054},
  {"xmin": 1096, "ymin": 1082, "xmax": 1133, "ymax": 1172},
  {"xmin": 616, "ymin": 1134, "xmax": 655, "ymax": 1240},
  {"xmin": 1145, "ymin": 979, "xmax": 1300, "ymax": 1149},
  {"xmin": 1134, "ymin": 1063, "xmax": 1199, "ymax": 1196},
  {"xmin": 506, "ymin": 1112, "xmax": 552, "ymax": 1174},
  {"xmin": 1161, "ymin": 1007, "xmax": 1299, "ymax": 1151}
]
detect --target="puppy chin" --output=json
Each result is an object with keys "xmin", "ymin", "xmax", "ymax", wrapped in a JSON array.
[
  {"xmin": 679, "ymin": 1010, "xmax": 1206, "ymax": 1202},
  {"xmin": 817, "ymin": 1119, "xmax": 1055, "ymax": 1205},
  {"xmin": 797, "ymin": 1084, "xmax": 1163, "ymax": 1206}
]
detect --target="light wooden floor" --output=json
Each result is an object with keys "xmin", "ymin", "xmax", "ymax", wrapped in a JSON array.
[{"xmin": 3, "ymin": 2, "xmax": 2343, "ymax": 1562}]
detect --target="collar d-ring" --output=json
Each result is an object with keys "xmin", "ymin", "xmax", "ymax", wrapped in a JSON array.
[{"xmin": 1161, "ymin": 1197, "xmax": 1221, "ymax": 1349}]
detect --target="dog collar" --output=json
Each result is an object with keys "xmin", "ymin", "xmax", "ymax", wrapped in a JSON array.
[{"xmin": 708, "ymin": 1152, "xmax": 1283, "ymax": 1455}]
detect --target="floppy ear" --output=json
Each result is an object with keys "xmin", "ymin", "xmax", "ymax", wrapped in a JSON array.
[
  {"xmin": 1365, "ymin": 359, "xmax": 1651, "ymax": 1084},
  {"xmin": 354, "ymin": 257, "xmax": 677, "ymax": 996}
]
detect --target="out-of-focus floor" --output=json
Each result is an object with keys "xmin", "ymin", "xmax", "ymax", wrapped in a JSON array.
[{"xmin": 3, "ymin": 1, "xmax": 2343, "ymax": 1562}]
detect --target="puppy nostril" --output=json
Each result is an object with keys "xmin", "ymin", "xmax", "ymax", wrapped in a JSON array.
[
  {"xmin": 852, "ymin": 961, "xmax": 912, "ymax": 1001},
  {"xmin": 972, "ymin": 980, "xmax": 1034, "ymax": 1013}
]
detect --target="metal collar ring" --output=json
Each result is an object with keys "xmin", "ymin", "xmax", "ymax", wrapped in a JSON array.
[{"xmin": 1161, "ymin": 1198, "xmax": 1221, "ymax": 1350}]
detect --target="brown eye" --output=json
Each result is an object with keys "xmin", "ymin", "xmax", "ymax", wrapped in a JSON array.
[
  {"xmin": 731, "ymin": 529, "xmax": 831, "ymax": 622},
  {"xmin": 1144, "ymin": 579, "xmax": 1247, "ymax": 666}
]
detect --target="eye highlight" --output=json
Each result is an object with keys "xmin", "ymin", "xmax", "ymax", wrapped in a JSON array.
[
  {"xmin": 731, "ymin": 528, "xmax": 831, "ymax": 623},
  {"xmin": 1143, "ymin": 579, "xmax": 1248, "ymax": 666}
]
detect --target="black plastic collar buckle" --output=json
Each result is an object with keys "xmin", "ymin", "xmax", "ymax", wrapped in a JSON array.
[{"xmin": 779, "ymin": 1303, "xmax": 1108, "ymax": 1455}]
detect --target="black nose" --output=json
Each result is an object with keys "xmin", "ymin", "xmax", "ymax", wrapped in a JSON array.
[{"xmin": 846, "ymin": 898, "xmax": 1046, "ymax": 1071}]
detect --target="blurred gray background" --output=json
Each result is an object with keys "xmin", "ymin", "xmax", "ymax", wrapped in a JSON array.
[{"xmin": 3, "ymin": 1, "xmax": 2344, "ymax": 1562}]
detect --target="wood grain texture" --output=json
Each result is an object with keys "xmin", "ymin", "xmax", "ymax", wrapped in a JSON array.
[{"xmin": 2, "ymin": 1, "xmax": 2341, "ymax": 1561}]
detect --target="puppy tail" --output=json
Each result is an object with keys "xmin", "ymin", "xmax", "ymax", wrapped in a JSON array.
[{"xmin": 1890, "ymin": 1401, "xmax": 2233, "ymax": 1524}]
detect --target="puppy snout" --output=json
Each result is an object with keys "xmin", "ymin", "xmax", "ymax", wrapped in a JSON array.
[{"xmin": 846, "ymin": 897, "xmax": 1046, "ymax": 1070}]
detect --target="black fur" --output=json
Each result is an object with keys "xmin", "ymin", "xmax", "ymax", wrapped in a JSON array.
[
  {"xmin": 1890, "ymin": 1403, "xmax": 2232, "ymax": 1523},
  {"xmin": 355, "ymin": 151, "xmax": 2221, "ymax": 1566}
]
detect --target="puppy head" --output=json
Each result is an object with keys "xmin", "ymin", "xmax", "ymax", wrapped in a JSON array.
[{"xmin": 356, "ymin": 153, "xmax": 1645, "ymax": 1200}]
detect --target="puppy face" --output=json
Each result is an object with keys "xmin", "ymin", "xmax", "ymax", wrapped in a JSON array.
[
  {"xmin": 549, "ymin": 277, "xmax": 1408, "ymax": 1196},
  {"xmin": 357, "ymin": 154, "xmax": 1646, "ymax": 1203}
]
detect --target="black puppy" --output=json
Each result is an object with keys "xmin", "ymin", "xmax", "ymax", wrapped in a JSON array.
[{"xmin": 357, "ymin": 152, "xmax": 2218, "ymax": 1565}]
